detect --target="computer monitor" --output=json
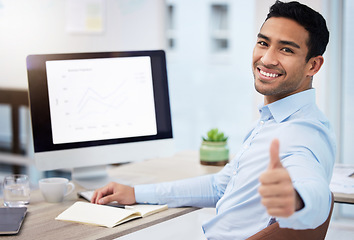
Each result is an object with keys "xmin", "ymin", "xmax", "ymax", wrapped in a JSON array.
[{"xmin": 26, "ymin": 50, "xmax": 174, "ymax": 189}]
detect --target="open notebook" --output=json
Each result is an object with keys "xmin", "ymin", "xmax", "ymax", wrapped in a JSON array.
[{"xmin": 55, "ymin": 201, "xmax": 168, "ymax": 228}]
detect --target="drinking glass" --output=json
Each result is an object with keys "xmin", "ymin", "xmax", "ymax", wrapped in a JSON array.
[{"xmin": 3, "ymin": 174, "xmax": 30, "ymax": 207}]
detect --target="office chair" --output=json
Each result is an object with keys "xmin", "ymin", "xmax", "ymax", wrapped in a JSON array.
[{"xmin": 247, "ymin": 193, "xmax": 334, "ymax": 240}]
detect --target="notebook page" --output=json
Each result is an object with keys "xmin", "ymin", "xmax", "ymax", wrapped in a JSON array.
[{"xmin": 56, "ymin": 202, "xmax": 140, "ymax": 228}]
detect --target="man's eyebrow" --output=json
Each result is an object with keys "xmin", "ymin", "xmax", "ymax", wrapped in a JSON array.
[
  {"xmin": 279, "ymin": 40, "xmax": 301, "ymax": 49},
  {"xmin": 257, "ymin": 33, "xmax": 269, "ymax": 41},
  {"xmin": 257, "ymin": 33, "xmax": 301, "ymax": 49}
]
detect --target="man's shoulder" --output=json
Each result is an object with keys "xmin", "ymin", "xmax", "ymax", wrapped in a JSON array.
[{"xmin": 286, "ymin": 103, "xmax": 331, "ymax": 129}]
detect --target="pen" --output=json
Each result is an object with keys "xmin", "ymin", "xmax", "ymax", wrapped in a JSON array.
[{"xmin": 106, "ymin": 203, "xmax": 126, "ymax": 208}]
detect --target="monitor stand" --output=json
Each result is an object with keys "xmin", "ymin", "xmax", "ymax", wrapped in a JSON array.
[{"xmin": 72, "ymin": 165, "xmax": 123, "ymax": 190}]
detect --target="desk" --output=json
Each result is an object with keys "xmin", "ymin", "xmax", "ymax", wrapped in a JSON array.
[
  {"xmin": 333, "ymin": 192, "xmax": 354, "ymax": 204},
  {"xmin": 1, "ymin": 151, "xmax": 353, "ymax": 239},
  {"xmin": 0, "ymin": 151, "xmax": 222, "ymax": 240}
]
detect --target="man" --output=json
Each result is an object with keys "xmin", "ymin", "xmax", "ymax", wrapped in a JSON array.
[{"xmin": 92, "ymin": 1, "xmax": 336, "ymax": 239}]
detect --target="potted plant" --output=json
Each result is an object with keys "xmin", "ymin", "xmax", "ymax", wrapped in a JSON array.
[{"xmin": 200, "ymin": 128, "xmax": 229, "ymax": 166}]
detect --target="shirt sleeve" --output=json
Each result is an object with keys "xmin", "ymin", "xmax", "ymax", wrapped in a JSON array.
[
  {"xmin": 134, "ymin": 161, "xmax": 235, "ymax": 208},
  {"xmin": 134, "ymin": 175, "xmax": 218, "ymax": 207},
  {"xmin": 277, "ymin": 154, "xmax": 332, "ymax": 229},
  {"xmin": 277, "ymin": 121, "xmax": 336, "ymax": 229}
]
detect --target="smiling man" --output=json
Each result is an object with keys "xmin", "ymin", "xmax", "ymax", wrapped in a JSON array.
[
  {"xmin": 253, "ymin": 4, "xmax": 332, "ymax": 221},
  {"xmin": 91, "ymin": 1, "xmax": 336, "ymax": 239}
]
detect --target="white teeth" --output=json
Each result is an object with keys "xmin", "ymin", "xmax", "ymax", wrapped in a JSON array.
[{"xmin": 260, "ymin": 69, "xmax": 279, "ymax": 78}]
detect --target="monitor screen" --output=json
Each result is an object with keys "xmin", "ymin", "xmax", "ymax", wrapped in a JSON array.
[{"xmin": 27, "ymin": 50, "xmax": 173, "ymax": 189}]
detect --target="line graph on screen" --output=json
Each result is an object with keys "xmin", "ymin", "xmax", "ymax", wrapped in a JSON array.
[{"xmin": 46, "ymin": 56, "xmax": 157, "ymax": 144}]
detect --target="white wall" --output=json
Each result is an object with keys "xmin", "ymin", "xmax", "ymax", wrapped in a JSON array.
[
  {"xmin": 0, "ymin": 0, "xmax": 165, "ymax": 147},
  {"xmin": 0, "ymin": 0, "xmax": 166, "ymax": 89},
  {"xmin": 165, "ymin": 0, "xmax": 255, "ymax": 153}
]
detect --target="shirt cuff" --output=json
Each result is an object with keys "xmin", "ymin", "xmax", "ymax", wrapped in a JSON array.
[
  {"xmin": 277, "ymin": 184, "xmax": 330, "ymax": 229},
  {"xmin": 134, "ymin": 184, "xmax": 158, "ymax": 204},
  {"xmin": 277, "ymin": 187, "xmax": 309, "ymax": 229}
]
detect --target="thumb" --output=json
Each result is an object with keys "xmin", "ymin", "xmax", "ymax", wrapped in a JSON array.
[{"xmin": 268, "ymin": 138, "xmax": 283, "ymax": 169}]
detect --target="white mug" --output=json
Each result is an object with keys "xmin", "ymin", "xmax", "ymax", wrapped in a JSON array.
[{"xmin": 39, "ymin": 178, "xmax": 75, "ymax": 203}]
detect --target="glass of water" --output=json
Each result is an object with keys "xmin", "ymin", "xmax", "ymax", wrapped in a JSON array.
[{"xmin": 3, "ymin": 174, "xmax": 30, "ymax": 207}]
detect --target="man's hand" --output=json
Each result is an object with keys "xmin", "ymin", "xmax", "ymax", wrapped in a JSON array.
[
  {"xmin": 258, "ymin": 139, "xmax": 304, "ymax": 217},
  {"xmin": 91, "ymin": 182, "xmax": 136, "ymax": 205}
]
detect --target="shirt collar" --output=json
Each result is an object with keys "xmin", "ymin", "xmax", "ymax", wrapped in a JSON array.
[{"xmin": 258, "ymin": 89, "xmax": 316, "ymax": 123}]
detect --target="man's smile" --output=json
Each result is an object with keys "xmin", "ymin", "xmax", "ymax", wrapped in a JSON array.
[
  {"xmin": 259, "ymin": 69, "xmax": 279, "ymax": 78},
  {"xmin": 256, "ymin": 65, "xmax": 284, "ymax": 81}
]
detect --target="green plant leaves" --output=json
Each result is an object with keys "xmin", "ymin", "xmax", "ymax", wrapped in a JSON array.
[{"xmin": 203, "ymin": 128, "xmax": 228, "ymax": 142}]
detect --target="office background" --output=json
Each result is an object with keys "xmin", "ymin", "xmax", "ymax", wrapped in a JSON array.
[{"xmin": 0, "ymin": 0, "xmax": 353, "ymax": 234}]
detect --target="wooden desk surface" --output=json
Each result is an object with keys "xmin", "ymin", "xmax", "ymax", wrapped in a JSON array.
[
  {"xmin": 333, "ymin": 192, "xmax": 354, "ymax": 204},
  {"xmin": 1, "ymin": 151, "xmax": 222, "ymax": 240},
  {"xmin": 2, "ymin": 151, "xmax": 353, "ymax": 239}
]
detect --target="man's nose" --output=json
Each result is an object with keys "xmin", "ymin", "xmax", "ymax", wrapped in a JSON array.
[{"xmin": 261, "ymin": 48, "xmax": 279, "ymax": 66}]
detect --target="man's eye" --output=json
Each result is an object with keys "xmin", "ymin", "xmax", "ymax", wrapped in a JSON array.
[
  {"xmin": 257, "ymin": 41, "xmax": 268, "ymax": 47},
  {"xmin": 281, "ymin": 48, "xmax": 294, "ymax": 53}
]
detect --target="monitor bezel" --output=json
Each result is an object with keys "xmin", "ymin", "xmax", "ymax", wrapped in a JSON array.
[{"xmin": 26, "ymin": 50, "xmax": 173, "ymax": 154}]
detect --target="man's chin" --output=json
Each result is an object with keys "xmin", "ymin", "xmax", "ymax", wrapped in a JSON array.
[{"xmin": 254, "ymin": 82, "xmax": 275, "ymax": 96}]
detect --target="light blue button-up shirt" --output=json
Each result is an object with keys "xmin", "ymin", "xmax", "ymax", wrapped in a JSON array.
[{"xmin": 135, "ymin": 89, "xmax": 336, "ymax": 239}]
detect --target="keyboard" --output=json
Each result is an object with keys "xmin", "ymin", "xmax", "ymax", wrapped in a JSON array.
[
  {"xmin": 78, "ymin": 190, "xmax": 95, "ymax": 202},
  {"xmin": 78, "ymin": 190, "xmax": 125, "ymax": 207}
]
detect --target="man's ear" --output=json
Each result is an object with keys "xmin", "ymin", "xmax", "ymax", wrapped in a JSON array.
[{"xmin": 307, "ymin": 56, "xmax": 324, "ymax": 77}]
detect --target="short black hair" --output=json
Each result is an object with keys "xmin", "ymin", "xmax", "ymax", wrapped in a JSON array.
[{"xmin": 265, "ymin": 0, "xmax": 329, "ymax": 62}]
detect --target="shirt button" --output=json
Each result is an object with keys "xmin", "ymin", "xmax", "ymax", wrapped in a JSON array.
[
  {"xmin": 260, "ymin": 121, "xmax": 264, "ymax": 125},
  {"xmin": 233, "ymin": 171, "xmax": 237, "ymax": 175},
  {"xmin": 243, "ymin": 145, "xmax": 249, "ymax": 149}
]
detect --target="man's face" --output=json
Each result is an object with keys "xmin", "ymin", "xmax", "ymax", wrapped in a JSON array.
[{"xmin": 252, "ymin": 17, "xmax": 313, "ymax": 104}]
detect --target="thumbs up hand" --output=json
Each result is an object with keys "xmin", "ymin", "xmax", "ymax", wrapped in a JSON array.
[{"xmin": 258, "ymin": 139, "xmax": 304, "ymax": 217}]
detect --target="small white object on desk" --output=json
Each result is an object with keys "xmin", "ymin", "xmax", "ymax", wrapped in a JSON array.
[
  {"xmin": 330, "ymin": 164, "xmax": 354, "ymax": 194},
  {"xmin": 39, "ymin": 178, "xmax": 75, "ymax": 203}
]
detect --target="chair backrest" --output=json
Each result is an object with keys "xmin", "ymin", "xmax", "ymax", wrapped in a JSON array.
[{"xmin": 246, "ymin": 192, "xmax": 334, "ymax": 240}]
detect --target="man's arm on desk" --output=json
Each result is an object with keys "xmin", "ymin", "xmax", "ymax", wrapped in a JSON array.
[
  {"xmin": 91, "ymin": 170, "xmax": 227, "ymax": 207},
  {"xmin": 91, "ymin": 182, "xmax": 136, "ymax": 205}
]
